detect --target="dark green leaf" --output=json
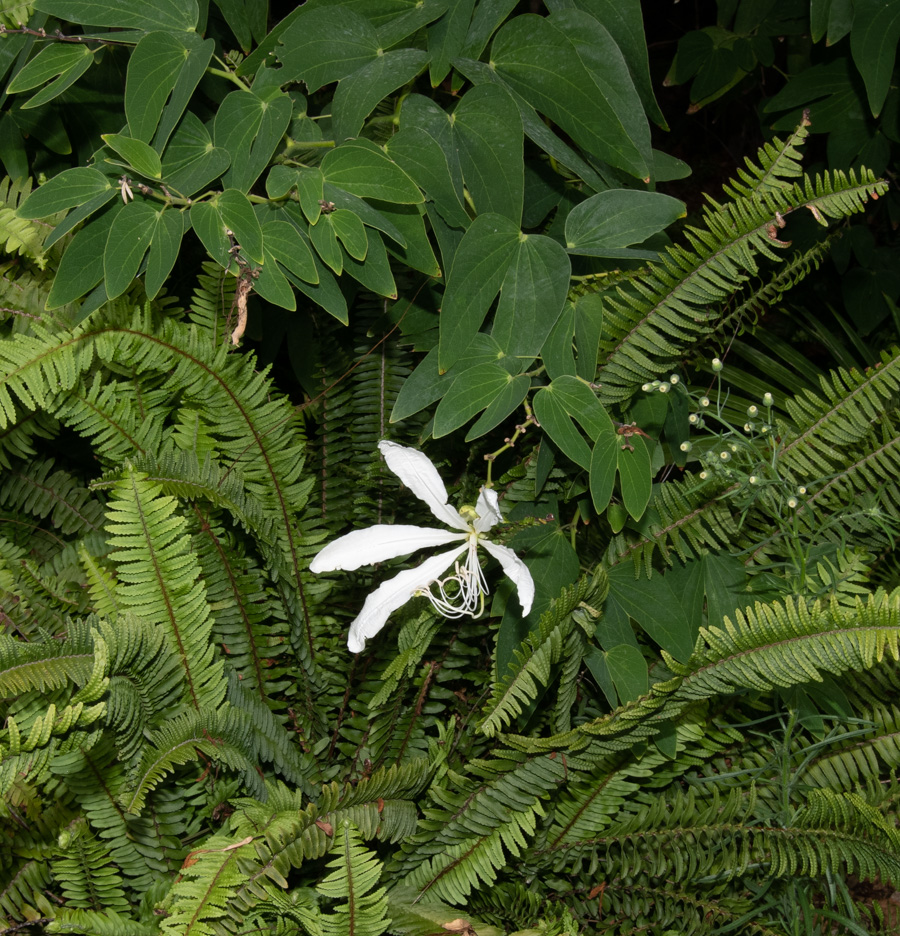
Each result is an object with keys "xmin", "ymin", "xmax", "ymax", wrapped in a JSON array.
[
  {"xmin": 218, "ymin": 188, "xmax": 263, "ymax": 264},
  {"xmin": 465, "ymin": 373, "xmax": 530, "ymax": 440},
  {"xmin": 322, "ymin": 184, "xmax": 407, "ymax": 246},
  {"xmin": 341, "ymin": 227, "xmax": 396, "ymax": 297},
  {"xmin": 376, "ymin": 0, "xmax": 448, "ymax": 47},
  {"xmin": 433, "ymin": 362, "xmax": 511, "ymax": 437},
  {"xmin": 333, "ymin": 49, "xmax": 428, "ymax": 143},
  {"xmin": 7, "ymin": 42, "xmax": 90, "ymax": 92},
  {"xmin": 329, "ymin": 209, "xmax": 367, "ymax": 261},
  {"xmin": 491, "ymin": 234, "xmax": 569, "ymax": 360},
  {"xmin": 589, "ymin": 419, "xmax": 618, "ymax": 514},
  {"xmin": 254, "ymin": 247, "xmax": 296, "ymax": 310},
  {"xmin": 378, "ymin": 201, "xmax": 442, "ymax": 278},
  {"xmin": 160, "ymin": 112, "xmax": 230, "ymax": 197},
  {"xmin": 461, "ymin": 0, "xmax": 518, "ymax": 59},
  {"xmin": 617, "ymin": 435, "xmax": 651, "ymax": 520},
  {"xmin": 453, "ymin": 83, "xmax": 523, "ymax": 224},
  {"xmin": 320, "ymin": 138, "xmax": 422, "ymax": 204},
  {"xmin": 428, "ymin": 0, "xmax": 475, "ymax": 85},
  {"xmin": 491, "ymin": 12, "xmax": 650, "ymax": 180},
  {"xmin": 541, "ymin": 303, "xmax": 577, "ymax": 380},
  {"xmin": 850, "ymin": 0, "xmax": 900, "ymax": 116},
  {"xmin": 284, "ymin": 253, "xmax": 348, "ymax": 324},
  {"xmin": 45, "ymin": 187, "xmax": 117, "ymax": 249},
  {"xmin": 125, "ymin": 32, "xmax": 186, "ymax": 143},
  {"xmin": 215, "ymin": 90, "xmax": 292, "ymax": 193},
  {"xmin": 104, "ymin": 201, "xmax": 158, "ymax": 299},
  {"xmin": 153, "ymin": 36, "xmax": 214, "ymax": 151},
  {"xmin": 46, "ymin": 202, "xmax": 122, "ymax": 309},
  {"xmin": 533, "ymin": 386, "xmax": 591, "ymax": 469},
  {"xmin": 214, "ymin": 0, "xmax": 267, "ymax": 52},
  {"xmin": 190, "ymin": 201, "xmax": 230, "ymax": 268},
  {"xmin": 18, "ymin": 46, "xmax": 93, "ymax": 109},
  {"xmin": 565, "ymin": 189, "xmax": 684, "ymax": 253},
  {"xmin": 386, "ymin": 126, "xmax": 469, "ymax": 229},
  {"xmin": 102, "ymin": 133, "xmax": 162, "ymax": 179},
  {"xmin": 605, "ymin": 644, "xmax": 648, "ymax": 703},
  {"xmin": 263, "ymin": 219, "xmax": 318, "ymax": 284},
  {"xmin": 145, "ymin": 208, "xmax": 184, "ymax": 298},
  {"xmin": 574, "ymin": 293, "xmax": 603, "ymax": 380},
  {"xmin": 548, "ymin": 374, "xmax": 610, "ymax": 438},
  {"xmin": 308, "ymin": 214, "xmax": 342, "ymax": 274},
  {"xmin": 439, "ymin": 212, "xmax": 519, "ymax": 373},
  {"xmin": 607, "ymin": 564, "xmax": 694, "ymax": 662},
  {"xmin": 17, "ymin": 167, "xmax": 112, "ymax": 219},
  {"xmin": 277, "ymin": 7, "xmax": 379, "ymax": 91},
  {"xmin": 584, "ymin": 646, "xmax": 617, "ymax": 707},
  {"xmin": 35, "ymin": 0, "xmax": 198, "ymax": 30},
  {"xmin": 0, "ymin": 114, "xmax": 26, "ymax": 180}
]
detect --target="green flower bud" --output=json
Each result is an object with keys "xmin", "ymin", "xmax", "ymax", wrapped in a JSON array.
[
  {"xmin": 720, "ymin": 451, "xmax": 731, "ymax": 462},
  {"xmin": 700, "ymin": 396, "xmax": 710, "ymax": 408},
  {"xmin": 680, "ymin": 441, "xmax": 691, "ymax": 452},
  {"xmin": 712, "ymin": 358, "xmax": 723, "ymax": 372},
  {"xmin": 669, "ymin": 374, "xmax": 679, "ymax": 385},
  {"xmin": 689, "ymin": 413, "xmax": 699, "ymax": 425},
  {"xmin": 763, "ymin": 392, "xmax": 774, "ymax": 406},
  {"xmin": 747, "ymin": 405, "xmax": 758, "ymax": 417}
]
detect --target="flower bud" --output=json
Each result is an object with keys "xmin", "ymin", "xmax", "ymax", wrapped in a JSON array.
[
  {"xmin": 763, "ymin": 392, "xmax": 774, "ymax": 406},
  {"xmin": 700, "ymin": 396, "xmax": 710, "ymax": 408},
  {"xmin": 797, "ymin": 486, "xmax": 806, "ymax": 495},
  {"xmin": 659, "ymin": 382, "xmax": 669, "ymax": 393},
  {"xmin": 689, "ymin": 413, "xmax": 699, "ymax": 425},
  {"xmin": 720, "ymin": 451, "xmax": 731, "ymax": 462},
  {"xmin": 669, "ymin": 374, "xmax": 679, "ymax": 385},
  {"xmin": 679, "ymin": 441, "xmax": 691, "ymax": 452},
  {"xmin": 744, "ymin": 423, "xmax": 753, "ymax": 432},
  {"xmin": 712, "ymin": 358, "xmax": 723, "ymax": 372},
  {"xmin": 699, "ymin": 471, "xmax": 708, "ymax": 480},
  {"xmin": 729, "ymin": 443, "xmax": 738, "ymax": 453},
  {"xmin": 642, "ymin": 383, "xmax": 652, "ymax": 392},
  {"xmin": 747, "ymin": 405, "xmax": 758, "ymax": 417},
  {"xmin": 787, "ymin": 496, "xmax": 798, "ymax": 508},
  {"xmin": 749, "ymin": 475, "xmax": 759, "ymax": 485}
]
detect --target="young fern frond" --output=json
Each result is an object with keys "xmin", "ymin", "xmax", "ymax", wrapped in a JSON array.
[{"xmin": 51, "ymin": 818, "xmax": 130, "ymax": 914}]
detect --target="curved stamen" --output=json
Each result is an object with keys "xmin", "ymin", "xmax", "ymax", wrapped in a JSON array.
[{"xmin": 417, "ymin": 539, "xmax": 488, "ymax": 619}]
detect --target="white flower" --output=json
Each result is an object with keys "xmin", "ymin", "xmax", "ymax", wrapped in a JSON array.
[{"xmin": 309, "ymin": 441, "xmax": 535, "ymax": 653}]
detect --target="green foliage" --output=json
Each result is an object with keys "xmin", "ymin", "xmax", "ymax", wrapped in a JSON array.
[{"xmin": 0, "ymin": 1, "xmax": 898, "ymax": 935}]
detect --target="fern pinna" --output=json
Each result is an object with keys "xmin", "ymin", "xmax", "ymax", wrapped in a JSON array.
[{"xmin": 0, "ymin": 111, "xmax": 898, "ymax": 936}]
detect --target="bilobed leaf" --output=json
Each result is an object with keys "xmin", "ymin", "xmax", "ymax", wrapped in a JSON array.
[
  {"xmin": 605, "ymin": 644, "xmax": 648, "ymax": 703},
  {"xmin": 565, "ymin": 189, "xmax": 684, "ymax": 253},
  {"xmin": 153, "ymin": 36, "xmax": 215, "ymax": 151},
  {"xmin": 47, "ymin": 202, "xmax": 122, "ymax": 309},
  {"xmin": 190, "ymin": 201, "xmax": 230, "ymax": 268},
  {"xmin": 125, "ymin": 32, "xmax": 186, "ymax": 143},
  {"xmin": 333, "ymin": 49, "xmax": 429, "ymax": 142},
  {"xmin": 254, "ymin": 247, "xmax": 296, "ymax": 309},
  {"xmin": 104, "ymin": 201, "xmax": 158, "ymax": 299},
  {"xmin": 45, "ymin": 187, "xmax": 118, "ymax": 248},
  {"xmin": 217, "ymin": 188, "xmax": 263, "ymax": 264},
  {"xmin": 589, "ymin": 419, "xmax": 618, "ymax": 513},
  {"xmin": 532, "ymin": 386, "xmax": 592, "ymax": 469},
  {"xmin": 617, "ymin": 435, "xmax": 651, "ymax": 520},
  {"xmin": 102, "ymin": 134, "xmax": 162, "ymax": 179},
  {"xmin": 386, "ymin": 126, "xmax": 469, "ymax": 229},
  {"xmin": 428, "ymin": 0, "xmax": 475, "ymax": 84},
  {"xmin": 453, "ymin": 83, "xmax": 523, "ymax": 224},
  {"xmin": 439, "ymin": 213, "xmax": 519, "ymax": 373},
  {"xmin": 491, "ymin": 234, "xmax": 570, "ymax": 360},
  {"xmin": 284, "ymin": 252, "xmax": 348, "ymax": 324},
  {"xmin": 323, "ymin": 184, "xmax": 407, "ymax": 246},
  {"xmin": 491, "ymin": 12, "xmax": 650, "ymax": 180},
  {"xmin": 215, "ymin": 90, "xmax": 292, "ymax": 193},
  {"xmin": 276, "ymin": 6, "xmax": 379, "ymax": 91},
  {"xmin": 262, "ymin": 219, "xmax": 317, "ymax": 284},
  {"xmin": 341, "ymin": 227, "xmax": 396, "ymax": 297},
  {"xmin": 465, "ymin": 373, "xmax": 530, "ymax": 440},
  {"xmin": 321, "ymin": 139, "xmax": 422, "ymax": 204},
  {"xmin": 7, "ymin": 43, "xmax": 90, "ymax": 92},
  {"xmin": 35, "ymin": 0, "xmax": 198, "ymax": 31},
  {"xmin": 606, "ymin": 564, "xmax": 694, "ymax": 662},
  {"xmin": 541, "ymin": 303, "xmax": 577, "ymax": 380},
  {"xmin": 160, "ymin": 112, "xmax": 230, "ymax": 197},
  {"xmin": 433, "ymin": 362, "xmax": 511, "ymax": 437},
  {"xmin": 308, "ymin": 214, "xmax": 342, "ymax": 274},
  {"xmin": 329, "ymin": 209, "xmax": 367, "ymax": 260},
  {"xmin": 547, "ymin": 374, "xmax": 610, "ymax": 438},
  {"xmin": 376, "ymin": 201, "xmax": 441, "ymax": 277},
  {"xmin": 214, "ymin": 0, "xmax": 267, "ymax": 52},
  {"xmin": 14, "ymin": 45, "xmax": 94, "ymax": 110},
  {"xmin": 17, "ymin": 167, "xmax": 112, "ymax": 219},
  {"xmin": 850, "ymin": 0, "xmax": 900, "ymax": 116},
  {"xmin": 145, "ymin": 208, "xmax": 184, "ymax": 298}
]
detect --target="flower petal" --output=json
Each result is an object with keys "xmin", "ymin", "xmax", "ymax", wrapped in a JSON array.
[
  {"xmin": 379, "ymin": 440, "xmax": 468, "ymax": 531},
  {"xmin": 347, "ymin": 544, "xmax": 468, "ymax": 652},
  {"xmin": 473, "ymin": 486, "xmax": 502, "ymax": 533},
  {"xmin": 309, "ymin": 525, "xmax": 466, "ymax": 573},
  {"xmin": 480, "ymin": 539, "xmax": 535, "ymax": 616}
]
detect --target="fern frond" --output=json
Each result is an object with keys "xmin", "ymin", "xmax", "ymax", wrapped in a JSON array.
[
  {"xmin": 0, "ymin": 177, "xmax": 58, "ymax": 267},
  {"xmin": 722, "ymin": 115, "xmax": 810, "ymax": 200},
  {"xmin": 105, "ymin": 465, "xmax": 224, "ymax": 711},
  {"xmin": 52, "ymin": 817, "xmax": 130, "ymax": 913}
]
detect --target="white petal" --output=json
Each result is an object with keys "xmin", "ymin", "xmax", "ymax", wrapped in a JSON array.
[
  {"xmin": 473, "ymin": 486, "xmax": 502, "ymax": 533},
  {"xmin": 480, "ymin": 539, "xmax": 535, "ymax": 616},
  {"xmin": 309, "ymin": 525, "xmax": 466, "ymax": 573},
  {"xmin": 347, "ymin": 545, "xmax": 468, "ymax": 652},
  {"xmin": 378, "ymin": 440, "xmax": 468, "ymax": 531}
]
